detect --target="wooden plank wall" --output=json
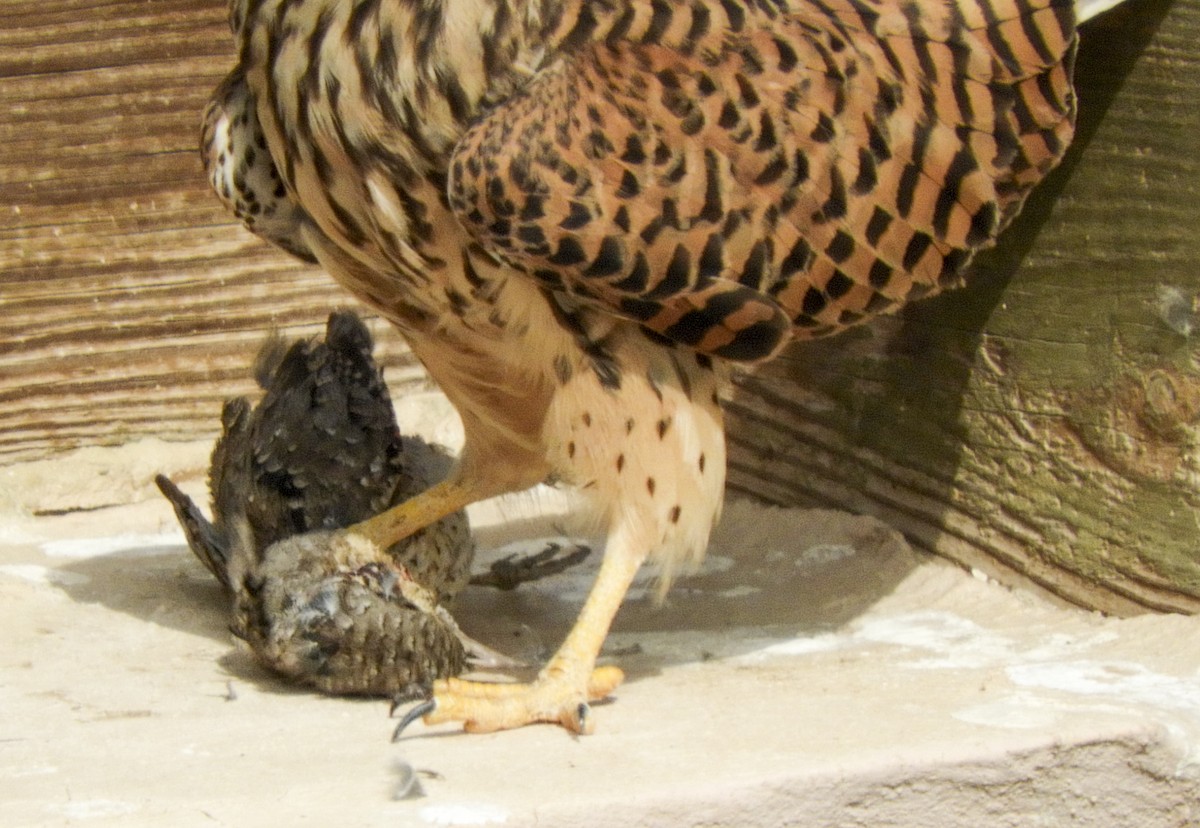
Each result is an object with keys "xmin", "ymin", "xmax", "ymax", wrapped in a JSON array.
[
  {"xmin": 0, "ymin": 0, "xmax": 425, "ymax": 462},
  {"xmin": 726, "ymin": 0, "xmax": 1200, "ymax": 615},
  {"xmin": 1, "ymin": 0, "xmax": 1198, "ymax": 614}
]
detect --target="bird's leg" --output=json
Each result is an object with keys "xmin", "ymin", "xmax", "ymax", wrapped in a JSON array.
[
  {"xmin": 342, "ymin": 436, "xmax": 549, "ymax": 557},
  {"xmin": 325, "ymin": 476, "xmax": 487, "ymax": 575},
  {"xmin": 313, "ymin": 476, "xmax": 486, "ymax": 615},
  {"xmin": 354, "ymin": 478, "xmax": 478, "ymax": 550},
  {"xmin": 395, "ymin": 525, "xmax": 646, "ymax": 735}
]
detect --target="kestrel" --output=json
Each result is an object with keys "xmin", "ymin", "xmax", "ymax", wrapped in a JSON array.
[{"xmin": 203, "ymin": 0, "xmax": 1079, "ymax": 733}]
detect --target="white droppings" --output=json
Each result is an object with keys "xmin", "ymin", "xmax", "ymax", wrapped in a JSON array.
[
  {"xmin": 844, "ymin": 615, "xmax": 1200, "ymax": 765},
  {"xmin": 0, "ymin": 523, "xmax": 43, "ymax": 545},
  {"xmin": 740, "ymin": 608, "xmax": 1200, "ymax": 764},
  {"xmin": 764, "ymin": 548, "xmax": 790, "ymax": 563},
  {"xmin": 1008, "ymin": 660, "xmax": 1200, "ymax": 715},
  {"xmin": 1022, "ymin": 630, "xmax": 1121, "ymax": 661},
  {"xmin": 0, "ymin": 565, "xmax": 90, "ymax": 587},
  {"xmin": 853, "ymin": 611, "xmax": 1015, "ymax": 669},
  {"xmin": 715, "ymin": 584, "xmax": 761, "ymax": 599},
  {"xmin": 1006, "ymin": 661, "xmax": 1200, "ymax": 767},
  {"xmin": 739, "ymin": 612, "xmax": 1015, "ymax": 667},
  {"xmin": 739, "ymin": 633, "xmax": 846, "ymax": 661},
  {"xmin": 796, "ymin": 543, "xmax": 857, "ymax": 568},
  {"xmin": 697, "ymin": 554, "xmax": 735, "ymax": 575},
  {"xmin": 40, "ymin": 531, "xmax": 185, "ymax": 559}
]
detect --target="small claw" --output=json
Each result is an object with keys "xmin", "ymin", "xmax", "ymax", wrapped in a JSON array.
[
  {"xmin": 392, "ymin": 698, "xmax": 437, "ymax": 741},
  {"xmin": 389, "ymin": 681, "xmax": 432, "ymax": 717}
]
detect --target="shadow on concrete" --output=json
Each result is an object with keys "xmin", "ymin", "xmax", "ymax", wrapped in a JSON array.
[{"xmin": 49, "ymin": 496, "xmax": 920, "ymax": 699}]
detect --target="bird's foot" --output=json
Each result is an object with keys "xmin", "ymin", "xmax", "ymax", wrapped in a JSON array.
[
  {"xmin": 392, "ymin": 664, "xmax": 624, "ymax": 736},
  {"xmin": 469, "ymin": 541, "xmax": 592, "ymax": 591}
]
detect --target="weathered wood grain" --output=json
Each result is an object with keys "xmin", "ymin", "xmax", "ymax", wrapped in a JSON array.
[
  {"xmin": 727, "ymin": 0, "xmax": 1200, "ymax": 615},
  {"xmin": 1, "ymin": 0, "xmax": 1197, "ymax": 614},
  {"xmin": 0, "ymin": 0, "xmax": 427, "ymax": 462}
]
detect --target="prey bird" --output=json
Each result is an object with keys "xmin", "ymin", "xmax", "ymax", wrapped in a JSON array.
[
  {"xmin": 204, "ymin": 0, "xmax": 1082, "ymax": 733},
  {"xmin": 157, "ymin": 310, "xmax": 588, "ymax": 696},
  {"xmin": 156, "ymin": 311, "xmax": 477, "ymax": 695}
]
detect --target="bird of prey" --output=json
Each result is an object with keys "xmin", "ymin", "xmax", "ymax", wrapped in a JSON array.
[
  {"xmin": 203, "ymin": 0, "xmax": 1080, "ymax": 733},
  {"xmin": 157, "ymin": 310, "xmax": 476, "ymax": 696}
]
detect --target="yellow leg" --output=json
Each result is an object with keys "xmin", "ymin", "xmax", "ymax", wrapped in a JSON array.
[
  {"xmin": 395, "ymin": 530, "xmax": 647, "ymax": 735},
  {"xmin": 325, "ymin": 477, "xmax": 486, "ymax": 574},
  {"xmin": 354, "ymin": 478, "xmax": 481, "ymax": 549}
]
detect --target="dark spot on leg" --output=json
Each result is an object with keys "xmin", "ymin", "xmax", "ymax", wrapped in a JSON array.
[
  {"xmin": 669, "ymin": 505, "xmax": 681, "ymax": 523},
  {"xmin": 625, "ymin": 418, "xmax": 635, "ymax": 434},
  {"xmin": 616, "ymin": 454, "xmax": 626, "ymax": 472},
  {"xmin": 698, "ymin": 453, "xmax": 706, "ymax": 473},
  {"xmin": 657, "ymin": 417, "xmax": 672, "ymax": 439},
  {"xmin": 582, "ymin": 412, "xmax": 592, "ymax": 427},
  {"xmin": 568, "ymin": 441, "xmax": 576, "ymax": 459},
  {"xmin": 646, "ymin": 477, "xmax": 656, "ymax": 496}
]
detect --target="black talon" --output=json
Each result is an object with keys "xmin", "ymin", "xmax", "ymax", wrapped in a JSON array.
[
  {"xmin": 390, "ymin": 682, "xmax": 432, "ymax": 717},
  {"xmin": 575, "ymin": 702, "xmax": 589, "ymax": 733},
  {"xmin": 392, "ymin": 698, "xmax": 437, "ymax": 741}
]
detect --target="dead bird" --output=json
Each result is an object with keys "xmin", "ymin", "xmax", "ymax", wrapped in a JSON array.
[{"xmin": 157, "ymin": 310, "xmax": 477, "ymax": 697}]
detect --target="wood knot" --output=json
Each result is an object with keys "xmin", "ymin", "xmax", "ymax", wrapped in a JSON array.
[{"xmin": 1071, "ymin": 364, "xmax": 1200, "ymax": 483}]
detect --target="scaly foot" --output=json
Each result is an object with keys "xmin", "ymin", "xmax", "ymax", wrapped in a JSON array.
[{"xmin": 393, "ymin": 665, "xmax": 624, "ymax": 736}]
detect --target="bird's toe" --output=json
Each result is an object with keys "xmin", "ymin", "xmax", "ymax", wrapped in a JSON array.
[{"xmin": 390, "ymin": 666, "xmax": 624, "ymax": 737}]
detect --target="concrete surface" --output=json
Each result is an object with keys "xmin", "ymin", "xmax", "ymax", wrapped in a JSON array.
[{"xmin": 2, "ymin": 411, "xmax": 1199, "ymax": 826}]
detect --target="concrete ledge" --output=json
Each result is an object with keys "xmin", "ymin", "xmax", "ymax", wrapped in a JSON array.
[{"xmin": 1, "ymin": 439, "xmax": 1198, "ymax": 826}]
